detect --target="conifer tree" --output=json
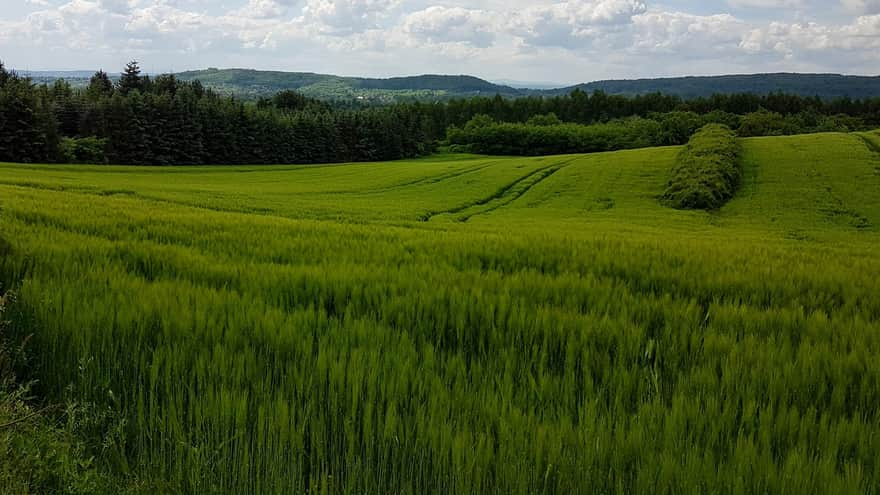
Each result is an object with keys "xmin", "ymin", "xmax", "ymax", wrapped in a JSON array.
[
  {"xmin": 87, "ymin": 70, "xmax": 114, "ymax": 98},
  {"xmin": 0, "ymin": 61, "xmax": 8, "ymax": 87},
  {"xmin": 117, "ymin": 61, "xmax": 144, "ymax": 96}
]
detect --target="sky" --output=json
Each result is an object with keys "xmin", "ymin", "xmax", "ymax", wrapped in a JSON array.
[{"xmin": 1, "ymin": 0, "xmax": 879, "ymax": 84}]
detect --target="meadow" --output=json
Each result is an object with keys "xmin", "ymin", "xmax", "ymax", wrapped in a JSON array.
[{"xmin": 1, "ymin": 130, "xmax": 879, "ymax": 493}]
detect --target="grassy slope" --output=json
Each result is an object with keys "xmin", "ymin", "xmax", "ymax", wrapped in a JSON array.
[
  {"xmin": 1, "ymin": 131, "xmax": 875, "ymax": 236},
  {"xmin": 0, "ymin": 131, "xmax": 879, "ymax": 493}
]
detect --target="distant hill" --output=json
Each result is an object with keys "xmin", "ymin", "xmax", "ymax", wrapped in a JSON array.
[
  {"xmin": 547, "ymin": 73, "xmax": 880, "ymax": 99},
  {"xmin": 177, "ymin": 70, "xmax": 880, "ymax": 101},
  {"xmin": 175, "ymin": 69, "xmax": 523, "ymax": 101},
  {"xmin": 17, "ymin": 68, "xmax": 880, "ymax": 101}
]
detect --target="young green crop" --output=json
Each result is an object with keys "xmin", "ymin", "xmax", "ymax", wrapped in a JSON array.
[{"xmin": 0, "ymin": 131, "xmax": 879, "ymax": 493}]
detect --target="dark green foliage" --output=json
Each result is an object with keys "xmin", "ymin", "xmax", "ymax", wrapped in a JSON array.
[
  {"xmin": 259, "ymin": 90, "xmax": 320, "ymax": 113},
  {"xmin": 525, "ymin": 112, "xmax": 562, "ymax": 126},
  {"xmin": 116, "ymin": 61, "xmax": 145, "ymax": 96},
  {"xmin": 87, "ymin": 70, "xmax": 114, "ymax": 99},
  {"xmin": 663, "ymin": 124, "xmax": 740, "ymax": 210},
  {"xmin": 737, "ymin": 109, "xmax": 788, "ymax": 137},
  {"xmin": 552, "ymin": 73, "xmax": 880, "ymax": 99},
  {"xmin": 654, "ymin": 111, "xmax": 704, "ymax": 145},
  {"xmin": 0, "ymin": 64, "xmax": 59, "ymax": 163},
  {"xmin": 0, "ymin": 62, "xmax": 435, "ymax": 166},
  {"xmin": 447, "ymin": 115, "xmax": 663, "ymax": 155},
  {"xmin": 431, "ymin": 90, "xmax": 878, "ymax": 149},
  {"xmin": 60, "ymin": 137, "xmax": 108, "ymax": 164}
]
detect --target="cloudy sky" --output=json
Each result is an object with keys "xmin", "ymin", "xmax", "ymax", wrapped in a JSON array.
[{"xmin": 1, "ymin": 0, "xmax": 879, "ymax": 84}]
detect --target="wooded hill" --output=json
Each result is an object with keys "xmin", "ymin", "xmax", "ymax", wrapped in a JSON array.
[
  {"xmin": 172, "ymin": 70, "xmax": 880, "ymax": 101},
  {"xmin": 35, "ymin": 68, "xmax": 879, "ymax": 102},
  {"xmin": 560, "ymin": 73, "xmax": 880, "ymax": 100},
  {"xmin": 24, "ymin": 69, "xmax": 880, "ymax": 103},
  {"xmin": 173, "ymin": 70, "xmax": 522, "ymax": 101}
]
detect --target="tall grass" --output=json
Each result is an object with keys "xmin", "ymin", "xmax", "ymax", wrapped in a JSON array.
[{"xmin": 0, "ymin": 132, "xmax": 879, "ymax": 493}]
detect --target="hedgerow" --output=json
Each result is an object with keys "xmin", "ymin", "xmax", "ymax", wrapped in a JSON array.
[
  {"xmin": 446, "ymin": 116, "xmax": 663, "ymax": 155},
  {"xmin": 663, "ymin": 124, "xmax": 740, "ymax": 210}
]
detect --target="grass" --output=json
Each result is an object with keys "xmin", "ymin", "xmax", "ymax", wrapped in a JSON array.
[{"xmin": 0, "ymin": 131, "xmax": 879, "ymax": 493}]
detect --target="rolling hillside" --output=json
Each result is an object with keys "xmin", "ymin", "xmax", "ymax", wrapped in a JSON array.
[
  {"xmin": 176, "ymin": 69, "xmax": 880, "ymax": 100},
  {"xmin": 32, "ymin": 67, "xmax": 879, "ymax": 101},
  {"xmin": 174, "ymin": 68, "xmax": 523, "ymax": 101},
  {"xmin": 1, "ymin": 131, "xmax": 879, "ymax": 492}
]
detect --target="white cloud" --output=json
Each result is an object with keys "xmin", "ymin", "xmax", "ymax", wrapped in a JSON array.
[
  {"xmin": 631, "ymin": 11, "xmax": 745, "ymax": 55},
  {"xmin": 840, "ymin": 0, "xmax": 880, "ymax": 14},
  {"xmin": 506, "ymin": 0, "xmax": 647, "ymax": 50},
  {"xmin": 301, "ymin": 0, "xmax": 399, "ymax": 33},
  {"xmin": 125, "ymin": 3, "xmax": 203, "ymax": 34},
  {"xmin": 727, "ymin": 0, "xmax": 804, "ymax": 8},
  {"xmin": 740, "ymin": 15, "xmax": 880, "ymax": 58},
  {"xmin": 0, "ymin": 0, "xmax": 878, "ymax": 81},
  {"xmin": 402, "ymin": 7, "xmax": 496, "ymax": 47}
]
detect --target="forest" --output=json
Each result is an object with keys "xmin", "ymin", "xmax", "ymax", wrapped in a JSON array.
[{"xmin": 2, "ymin": 60, "xmax": 880, "ymax": 165}]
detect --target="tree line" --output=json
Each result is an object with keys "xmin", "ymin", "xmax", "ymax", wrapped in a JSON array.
[
  {"xmin": 2, "ymin": 60, "xmax": 879, "ymax": 165},
  {"xmin": 443, "ymin": 107, "xmax": 869, "ymax": 156},
  {"xmin": 427, "ymin": 90, "xmax": 880, "ymax": 130},
  {"xmin": 0, "ymin": 61, "xmax": 434, "ymax": 165}
]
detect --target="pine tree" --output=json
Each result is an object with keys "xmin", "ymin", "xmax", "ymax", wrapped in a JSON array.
[
  {"xmin": 117, "ymin": 61, "xmax": 144, "ymax": 96},
  {"xmin": 87, "ymin": 70, "xmax": 114, "ymax": 98},
  {"xmin": 0, "ymin": 61, "xmax": 8, "ymax": 87},
  {"xmin": 0, "ymin": 72, "xmax": 59, "ymax": 163}
]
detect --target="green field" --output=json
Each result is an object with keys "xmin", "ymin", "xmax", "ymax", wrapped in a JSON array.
[{"xmin": 1, "ymin": 131, "xmax": 880, "ymax": 493}]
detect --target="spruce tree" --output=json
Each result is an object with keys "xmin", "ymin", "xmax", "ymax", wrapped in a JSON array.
[
  {"xmin": 88, "ymin": 70, "xmax": 114, "ymax": 98},
  {"xmin": 117, "ymin": 61, "xmax": 144, "ymax": 96},
  {"xmin": 0, "ymin": 61, "xmax": 8, "ymax": 87}
]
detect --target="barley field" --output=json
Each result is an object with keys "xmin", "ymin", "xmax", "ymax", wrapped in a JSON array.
[{"xmin": 1, "ymin": 131, "xmax": 880, "ymax": 493}]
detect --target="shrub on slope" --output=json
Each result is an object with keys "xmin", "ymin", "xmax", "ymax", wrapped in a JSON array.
[{"xmin": 663, "ymin": 124, "xmax": 740, "ymax": 210}]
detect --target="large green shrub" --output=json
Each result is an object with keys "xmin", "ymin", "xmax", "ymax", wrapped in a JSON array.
[{"xmin": 663, "ymin": 124, "xmax": 740, "ymax": 210}]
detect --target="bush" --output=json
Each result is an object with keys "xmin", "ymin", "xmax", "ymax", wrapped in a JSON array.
[
  {"xmin": 60, "ymin": 136, "xmax": 108, "ymax": 164},
  {"xmin": 737, "ymin": 109, "xmax": 787, "ymax": 137},
  {"xmin": 654, "ymin": 111, "xmax": 704, "ymax": 146},
  {"xmin": 526, "ymin": 113, "xmax": 563, "ymax": 126},
  {"xmin": 663, "ymin": 124, "xmax": 740, "ymax": 210}
]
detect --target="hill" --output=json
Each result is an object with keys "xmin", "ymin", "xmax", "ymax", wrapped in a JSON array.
[
  {"xmin": 176, "ymin": 69, "xmax": 880, "ymax": 100},
  {"xmin": 175, "ymin": 68, "xmax": 524, "ymax": 101},
  {"xmin": 550, "ymin": 73, "xmax": 880, "ymax": 99},
  {"xmin": 1, "ymin": 130, "xmax": 879, "ymax": 492},
  {"xmin": 21, "ymin": 68, "xmax": 880, "ymax": 101}
]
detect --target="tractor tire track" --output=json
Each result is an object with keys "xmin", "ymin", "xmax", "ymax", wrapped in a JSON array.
[
  {"xmin": 857, "ymin": 133, "xmax": 880, "ymax": 176},
  {"xmin": 858, "ymin": 133, "xmax": 880, "ymax": 154},
  {"xmin": 421, "ymin": 157, "xmax": 576, "ymax": 222},
  {"xmin": 355, "ymin": 160, "xmax": 505, "ymax": 194}
]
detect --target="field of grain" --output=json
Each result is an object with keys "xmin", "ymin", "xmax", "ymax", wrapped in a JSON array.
[{"xmin": 1, "ymin": 131, "xmax": 879, "ymax": 493}]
